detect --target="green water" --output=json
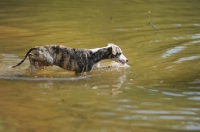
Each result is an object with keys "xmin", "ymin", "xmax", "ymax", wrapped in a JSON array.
[{"xmin": 0, "ymin": 0, "xmax": 200, "ymax": 132}]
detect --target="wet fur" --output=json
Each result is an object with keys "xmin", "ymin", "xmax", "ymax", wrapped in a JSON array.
[{"xmin": 12, "ymin": 44, "xmax": 128, "ymax": 74}]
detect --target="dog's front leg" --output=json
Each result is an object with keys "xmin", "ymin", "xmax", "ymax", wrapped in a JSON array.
[
  {"xmin": 92, "ymin": 62, "xmax": 100, "ymax": 70},
  {"xmin": 93, "ymin": 62, "xmax": 111, "ymax": 70}
]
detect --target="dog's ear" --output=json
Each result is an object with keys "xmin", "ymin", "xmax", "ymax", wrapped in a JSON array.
[
  {"xmin": 107, "ymin": 43, "xmax": 121, "ymax": 55},
  {"xmin": 111, "ymin": 45, "xmax": 117, "ymax": 55},
  {"xmin": 107, "ymin": 43, "xmax": 115, "ymax": 55}
]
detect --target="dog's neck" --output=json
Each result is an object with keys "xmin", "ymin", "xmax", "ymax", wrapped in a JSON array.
[{"xmin": 89, "ymin": 47, "xmax": 111, "ymax": 63}]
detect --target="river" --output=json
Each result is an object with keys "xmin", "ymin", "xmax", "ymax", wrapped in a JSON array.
[{"xmin": 0, "ymin": 0, "xmax": 200, "ymax": 132}]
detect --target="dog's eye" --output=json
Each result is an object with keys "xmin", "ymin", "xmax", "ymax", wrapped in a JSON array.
[
  {"xmin": 111, "ymin": 53, "xmax": 122, "ymax": 58},
  {"xmin": 117, "ymin": 53, "xmax": 122, "ymax": 56},
  {"xmin": 113, "ymin": 53, "xmax": 121, "ymax": 57}
]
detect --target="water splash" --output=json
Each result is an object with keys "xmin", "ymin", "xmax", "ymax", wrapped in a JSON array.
[{"xmin": 0, "ymin": 54, "xmax": 129, "ymax": 81}]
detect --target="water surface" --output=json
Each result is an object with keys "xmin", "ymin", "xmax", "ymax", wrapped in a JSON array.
[{"xmin": 0, "ymin": 0, "xmax": 200, "ymax": 132}]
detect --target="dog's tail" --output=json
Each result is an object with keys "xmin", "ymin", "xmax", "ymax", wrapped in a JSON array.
[{"xmin": 12, "ymin": 47, "xmax": 37, "ymax": 68}]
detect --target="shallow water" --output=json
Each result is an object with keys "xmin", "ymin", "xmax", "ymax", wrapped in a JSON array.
[{"xmin": 1, "ymin": 0, "xmax": 200, "ymax": 132}]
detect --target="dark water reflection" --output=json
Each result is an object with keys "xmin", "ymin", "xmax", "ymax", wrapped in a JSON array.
[{"xmin": 1, "ymin": 0, "xmax": 200, "ymax": 132}]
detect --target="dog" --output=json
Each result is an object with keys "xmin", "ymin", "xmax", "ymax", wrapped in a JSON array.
[{"xmin": 12, "ymin": 43, "xmax": 128, "ymax": 74}]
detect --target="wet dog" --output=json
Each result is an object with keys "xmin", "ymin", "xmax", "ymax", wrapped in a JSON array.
[{"xmin": 12, "ymin": 43, "xmax": 128, "ymax": 74}]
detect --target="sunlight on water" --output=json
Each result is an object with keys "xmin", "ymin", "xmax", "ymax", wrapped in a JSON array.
[
  {"xmin": 162, "ymin": 46, "xmax": 185, "ymax": 58},
  {"xmin": 174, "ymin": 56, "xmax": 200, "ymax": 64}
]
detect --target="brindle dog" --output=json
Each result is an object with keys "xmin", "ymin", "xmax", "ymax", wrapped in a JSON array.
[{"xmin": 12, "ymin": 43, "xmax": 128, "ymax": 74}]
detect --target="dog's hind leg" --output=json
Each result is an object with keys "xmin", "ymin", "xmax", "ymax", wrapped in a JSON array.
[
  {"xmin": 28, "ymin": 53, "xmax": 54, "ymax": 73},
  {"xmin": 28, "ymin": 53, "xmax": 46, "ymax": 74},
  {"xmin": 28, "ymin": 54, "xmax": 39, "ymax": 74},
  {"xmin": 37, "ymin": 61, "xmax": 45, "ymax": 69}
]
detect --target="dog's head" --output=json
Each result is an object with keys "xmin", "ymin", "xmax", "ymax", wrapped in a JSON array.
[{"xmin": 107, "ymin": 43, "xmax": 128, "ymax": 64}]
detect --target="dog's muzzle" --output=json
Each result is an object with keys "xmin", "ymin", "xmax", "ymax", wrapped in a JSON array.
[
  {"xmin": 121, "ymin": 54, "xmax": 128, "ymax": 64},
  {"xmin": 117, "ymin": 54, "xmax": 128, "ymax": 64}
]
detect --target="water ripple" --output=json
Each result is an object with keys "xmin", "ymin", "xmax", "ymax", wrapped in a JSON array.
[
  {"xmin": 174, "ymin": 56, "xmax": 200, "ymax": 64},
  {"xmin": 187, "ymin": 96, "xmax": 200, "ymax": 101},
  {"xmin": 162, "ymin": 46, "xmax": 185, "ymax": 58},
  {"xmin": 0, "ymin": 75, "xmax": 91, "ymax": 81},
  {"xmin": 162, "ymin": 92, "xmax": 184, "ymax": 97}
]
